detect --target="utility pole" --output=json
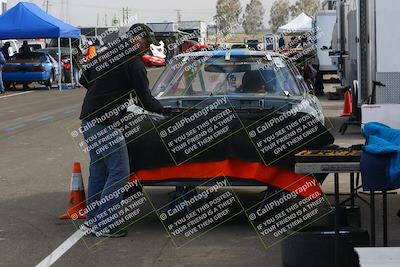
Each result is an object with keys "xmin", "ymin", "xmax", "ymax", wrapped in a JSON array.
[
  {"xmin": 122, "ymin": 8, "xmax": 126, "ymax": 25},
  {"xmin": 104, "ymin": 13, "xmax": 108, "ymax": 26},
  {"xmin": 66, "ymin": 0, "xmax": 70, "ymax": 23},
  {"xmin": 123, "ymin": 7, "xmax": 131, "ymax": 25},
  {"xmin": 96, "ymin": 13, "xmax": 99, "ymax": 27},
  {"xmin": 175, "ymin": 9, "xmax": 182, "ymax": 22},
  {"xmin": 60, "ymin": 0, "xmax": 64, "ymax": 21},
  {"xmin": 42, "ymin": 0, "xmax": 50, "ymax": 12}
]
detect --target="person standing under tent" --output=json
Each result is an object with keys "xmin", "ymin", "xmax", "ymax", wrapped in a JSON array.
[
  {"xmin": 19, "ymin": 40, "xmax": 31, "ymax": 54},
  {"xmin": 85, "ymin": 41, "xmax": 97, "ymax": 63},
  {"xmin": 71, "ymin": 41, "xmax": 83, "ymax": 87},
  {"xmin": 0, "ymin": 52, "xmax": 6, "ymax": 94},
  {"xmin": 19, "ymin": 41, "xmax": 32, "ymax": 89},
  {"xmin": 1, "ymin": 42, "xmax": 11, "ymax": 60}
]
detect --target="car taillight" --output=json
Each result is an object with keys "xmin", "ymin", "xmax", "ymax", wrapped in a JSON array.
[
  {"xmin": 2, "ymin": 67, "xmax": 18, "ymax": 72},
  {"xmin": 29, "ymin": 66, "xmax": 46, "ymax": 72}
]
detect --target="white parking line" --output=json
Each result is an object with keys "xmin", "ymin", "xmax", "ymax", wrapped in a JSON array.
[
  {"xmin": 0, "ymin": 91, "xmax": 34, "ymax": 99},
  {"xmin": 35, "ymin": 229, "xmax": 85, "ymax": 267}
]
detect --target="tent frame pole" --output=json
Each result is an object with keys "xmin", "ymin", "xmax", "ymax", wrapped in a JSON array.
[
  {"xmin": 69, "ymin": 38, "xmax": 74, "ymax": 88},
  {"xmin": 58, "ymin": 37, "xmax": 62, "ymax": 91}
]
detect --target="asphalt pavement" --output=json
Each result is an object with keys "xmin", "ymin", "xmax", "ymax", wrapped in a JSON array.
[{"xmin": 0, "ymin": 69, "xmax": 399, "ymax": 267}]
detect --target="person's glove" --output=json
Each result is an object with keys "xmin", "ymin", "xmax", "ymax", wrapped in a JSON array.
[{"xmin": 127, "ymin": 104, "xmax": 166, "ymax": 121}]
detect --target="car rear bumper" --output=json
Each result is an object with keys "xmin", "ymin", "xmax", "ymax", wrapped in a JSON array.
[{"xmin": 2, "ymin": 72, "xmax": 50, "ymax": 82}]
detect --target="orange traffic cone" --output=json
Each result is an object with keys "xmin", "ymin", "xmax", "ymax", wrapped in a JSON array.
[
  {"xmin": 341, "ymin": 90, "xmax": 353, "ymax": 117},
  {"xmin": 59, "ymin": 162, "xmax": 87, "ymax": 220}
]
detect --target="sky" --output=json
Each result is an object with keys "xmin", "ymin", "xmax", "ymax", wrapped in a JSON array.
[{"xmin": 8, "ymin": 0, "xmax": 299, "ymax": 27}]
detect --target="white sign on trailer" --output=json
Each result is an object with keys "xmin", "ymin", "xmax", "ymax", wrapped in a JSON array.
[{"xmin": 361, "ymin": 104, "xmax": 400, "ymax": 129}]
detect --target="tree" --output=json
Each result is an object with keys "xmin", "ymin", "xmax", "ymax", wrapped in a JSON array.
[
  {"xmin": 290, "ymin": 0, "xmax": 321, "ymax": 18},
  {"xmin": 242, "ymin": 0, "xmax": 265, "ymax": 36},
  {"xmin": 214, "ymin": 0, "xmax": 242, "ymax": 36},
  {"xmin": 269, "ymin": 0, "xmax": 290, "ymax": 33}
]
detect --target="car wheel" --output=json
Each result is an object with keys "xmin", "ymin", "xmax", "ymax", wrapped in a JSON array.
[
  {"xmin": 45, "ymin": 71, "xmax": 54, "ymax": 88},
  {"xmin": 4, "ymin": 82, "xmax": 11, "ymax": 90}
]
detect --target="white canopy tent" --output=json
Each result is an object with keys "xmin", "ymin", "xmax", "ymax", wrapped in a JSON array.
[{"xmin": 278, "ymin": 13, "xmax": 313, "ymax": 33}]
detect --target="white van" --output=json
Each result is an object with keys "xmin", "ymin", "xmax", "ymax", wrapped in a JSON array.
[{"xmin": 314, "ymin": 10, "xmax": 338, "ymax": 74}]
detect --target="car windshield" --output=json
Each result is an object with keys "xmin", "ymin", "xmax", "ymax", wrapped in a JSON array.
[
  {"xmin": 10, "ymin": 52, "xmax": 47, "ymax": 63},
  {"xmin": 153, "ymin": 55, "xmax": 303, "ymax": 97}
]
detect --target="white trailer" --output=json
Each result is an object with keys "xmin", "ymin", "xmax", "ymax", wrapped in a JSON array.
[
  {"xmin": 372, "ymin": 0, "xmax": 400, "ymax": 104},
  {"xmin": 315, "ymin": 10, "xmax": 338, "ymax": 74},
  {"xmin": 334, "ymin": 0, "xmax": 400, "ymax": 129},
  {"xmin": 177, "ymin": 21, "xmax": 208, "ymax": 45}
]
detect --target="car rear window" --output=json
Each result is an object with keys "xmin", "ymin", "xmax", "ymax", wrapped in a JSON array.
[{"xmin": 10, "ymin": 53, "xmax": 47, "ymax": 63}]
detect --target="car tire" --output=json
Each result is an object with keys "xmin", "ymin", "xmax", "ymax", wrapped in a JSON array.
[
  {"xmin": 281, "ymin": 227, "xmax": 369, "ymax": 267},
  {"xmin": 45, "ymin": 71, "xmax": 54, "ymax": 88},
  {"xmin": 4, "ymin": 82, "xmax": 11, "ymax": 90}
]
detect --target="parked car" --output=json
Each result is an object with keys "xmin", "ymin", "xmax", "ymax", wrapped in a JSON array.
[
  {"xmin": 2, "ymin": 52, "xmax": 64, "ymax": 89},
  {"xmin": 28, "ymin": 42, "xmax": 46, "ymax": 51},
  {"xmin": 38, "ymin": 48, "xmax": 73, "ymax": 82},
  {"xmin": 230, "ymin": 43, "xmax": 249, "ymax": 50},
  {"xmin": 181, "ymin": 40, "xmax": 209, "ymax": 53},
  {"xmin": 142, "ymin": 53, "xmax": 166, "ymax": 67},
  {"xmin": 246, "ymin": 39, "xmax": 260, "ymax": 51},
  {"xmin": 126, "ymin": 50, "xmax": 333, "ymax": 187}
]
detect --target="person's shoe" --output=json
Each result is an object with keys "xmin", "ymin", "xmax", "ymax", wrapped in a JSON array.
[{"xmin": 92, "ymin": 227, "xmax": 128, "ymax": 238}]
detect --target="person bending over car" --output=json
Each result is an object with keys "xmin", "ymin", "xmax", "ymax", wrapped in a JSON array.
[{"xmin": 79, "ymin": 24, "xmax": 163, "ymax": 237}]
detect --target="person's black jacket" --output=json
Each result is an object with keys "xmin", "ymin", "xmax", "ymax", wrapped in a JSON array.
[{"xmin": 79, "ymin": 56, "xmax": 163, "ymax": 125}]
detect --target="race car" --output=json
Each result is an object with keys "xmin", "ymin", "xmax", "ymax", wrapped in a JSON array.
[
  {"xmin": 142, "ymin": 53, "xmax": 166, "ymax": 67},
  {"xmin": 123, "ymin": 50, "xmax": 334, "ymax": 192},
  {"xmin": 2, "ymin": 51, "xmax": 63, "ymax": 89}
]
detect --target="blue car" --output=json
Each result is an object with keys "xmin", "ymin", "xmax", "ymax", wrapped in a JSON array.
[{"xmin": 2, "ymin": 52, "xmax": 63, "ymax": 89}]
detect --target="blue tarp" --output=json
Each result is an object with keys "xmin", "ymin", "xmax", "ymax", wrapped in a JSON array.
[{"xmin": 0, "ymin": 2, "xmax": 80, "ymax": 40}]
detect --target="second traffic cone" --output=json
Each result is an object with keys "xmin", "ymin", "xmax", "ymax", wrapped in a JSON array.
[
  {"xmin": 341, "ymin": 90, "xmax": 353, "ymax": 117},
  {"xmin": 59, "ymin": 162, "xmax": 87, "ymax": 220}
]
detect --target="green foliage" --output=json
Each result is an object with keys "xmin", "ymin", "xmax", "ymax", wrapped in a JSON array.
[
  {"xmin": 242, "ymin": 0, "xmax": 265, "ymax": 36},
  {"xmin": 214, "ymin": 0, "xmax": 242, "ymax": 37},
  {"xmin": 290, "ymin": 0, "xmax": 321, "ymax": 17},
  {"xmin": 269, "ymin": 0, "xmax": 291, "ymax": 33}
]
